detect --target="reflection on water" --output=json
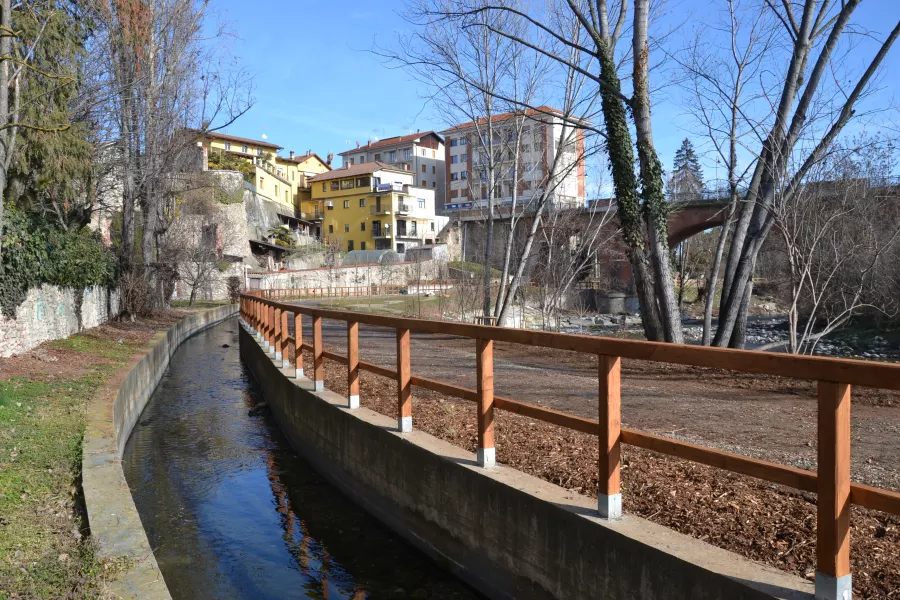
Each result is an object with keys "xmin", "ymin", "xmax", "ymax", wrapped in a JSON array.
[{"xmin": 123, "ymin": 319, "xmax": 479, "ymax": 600}]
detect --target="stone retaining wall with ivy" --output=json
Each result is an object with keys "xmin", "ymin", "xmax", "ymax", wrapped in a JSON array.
[{"xmin": 0, "ymin": 284, "xmax": 120, "ymax": 357}]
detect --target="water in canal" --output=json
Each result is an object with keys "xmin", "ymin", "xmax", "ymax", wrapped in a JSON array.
[{"xmin": 122, "ymin": 319, "xmax": 480, "ymax": 600}]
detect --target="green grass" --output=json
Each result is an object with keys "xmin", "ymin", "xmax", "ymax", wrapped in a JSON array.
[
  {"xmin": 170, "ymin": 299, "xmax": 231, "ymax": 309},
  {"xmin": 321, "ymin": 294, "xmax": 446, "ymax": 317},
  {"xmin": 448, "ymin": 260, "xmax": 502, "ymax": 278},
  {"xmin": 0, "ymin": 333, "xmax": 142, "ymax": 598}
]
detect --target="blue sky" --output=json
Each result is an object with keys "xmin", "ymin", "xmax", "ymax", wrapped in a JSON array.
[{"xmin": 206, "ymin": 1, "xmax": 899, "ymax": 184}]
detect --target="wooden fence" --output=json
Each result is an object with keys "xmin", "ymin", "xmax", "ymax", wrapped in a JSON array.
[{"xmin": 240, "ymin": 289, "xmax": 900, "ymax": 595}]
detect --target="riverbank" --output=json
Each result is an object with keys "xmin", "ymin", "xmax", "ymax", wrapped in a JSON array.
[{"xmin": 0, "ymin": 311, "xmax": 207, "ymax": 599}]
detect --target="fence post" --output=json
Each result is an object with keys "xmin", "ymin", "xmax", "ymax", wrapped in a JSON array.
[
  {"xmin": 347, "ymin": 321, "xmax": 360, "ymax": 409},
  {"xmin": 280, "ymin": 310, "xmax": 290, "ymax": 368},
  {"xmin": 274, "ymin": 308, "xmax": 283, "ymax": 361},
  {"xmin": 312, "ymin": 314, "xmax": 324, "ymax": 391},
  {"xmin": 476, "ymin": 338, "xmax": 495, "ymax": 467},
  {"xmin": 816, "ymin": 381, "xmax": 852, "ymax": 600},
  {"xmin": 598, "ymin": 355, "xmax": 622, "ymax": 520},
  {"xmin": 397, "ymin": 328, "xmax": 412, "ymax": 432},
  {"xmin": 267, "ymin": 304, "xmax": 275, "ymax": 351},
  {"xmin": 294, "ymin": 313, "xmax": 304, "ymax": 379}
]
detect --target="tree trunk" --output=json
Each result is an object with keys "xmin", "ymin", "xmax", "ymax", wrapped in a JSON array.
[{"xmin": 0, "ymin": 0, "xmax": 11, "ymax": 261}]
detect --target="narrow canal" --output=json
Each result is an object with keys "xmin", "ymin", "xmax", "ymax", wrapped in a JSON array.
[{"xmin": 122, "ymin": 318, "xmax": 480, "ymax": 600}]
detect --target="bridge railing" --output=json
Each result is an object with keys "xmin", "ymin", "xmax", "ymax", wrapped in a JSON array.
[{"xmin": 239, "ymin": 290, "xmax": 900, "ymax": 598}]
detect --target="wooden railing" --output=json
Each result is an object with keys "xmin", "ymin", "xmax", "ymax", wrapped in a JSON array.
[
  {"xmin": 251, "ymin": 283, "xmax": 456, "ymax": 299},
  {"xmin": 239, "ymin": 290, "xmax": 900, "ymax": 596}
]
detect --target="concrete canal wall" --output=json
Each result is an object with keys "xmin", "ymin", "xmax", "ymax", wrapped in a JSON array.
[
  {"xmin": 239, "ymin": 322, "xmax": 812, "ymax": 600},
  {"xmin": 82, "ymin": 305, "xmax": 237, "ymax": 599}
]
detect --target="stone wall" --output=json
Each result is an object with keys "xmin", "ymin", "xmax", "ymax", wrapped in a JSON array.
[
  {"xmin": 0, "ymin": 285, "xmax": 121, "ymax": 358},
  {"xmin": 248, "ymin": 259, "xmax": 442, "ymax": 290}
]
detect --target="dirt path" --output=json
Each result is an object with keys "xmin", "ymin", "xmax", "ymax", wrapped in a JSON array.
[{"xmin": 290, "ymin": 305, "xmax": 900, "ymax": 492}]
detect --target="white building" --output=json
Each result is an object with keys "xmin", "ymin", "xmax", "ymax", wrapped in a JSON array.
[
  {"xmin": 440, "ymin": 107, "xmax": 586, "ymax": 212},
  {"xmin": 338, "ymin": 131, "xmax": 446, "ymax": 209}
]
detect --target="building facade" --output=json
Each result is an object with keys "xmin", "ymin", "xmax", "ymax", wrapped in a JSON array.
[
  {"xmin": 308, "ymin": 162, "xmax": 441, "ymax": 254},
  {"xmin": 440, "ymin": 108, "xmax": 586, "ymax": 212},
  {"xmin": 338, "ymin": 132, "xmax": 446, "ymax": 209}
]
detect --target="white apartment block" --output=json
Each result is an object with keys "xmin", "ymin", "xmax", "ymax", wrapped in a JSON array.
[
  {"xmin": 338, "ymin": 131, "xmax": 446, "ymax": 208},
  {"xmin": 440, "ymin": 107, "xmax": 586, "ymax": 212}
]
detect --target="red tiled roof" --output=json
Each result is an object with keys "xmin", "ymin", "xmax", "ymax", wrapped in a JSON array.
[
  {"xmin": 439, "ymin": 106, "xmax": 564, "ymax": 133},
  {"xmin": 307, "ymin": 161, "xmax": 408, "ymax": 183},
  {"xmin": 192, "ymin": 129, "xmax": 282, "ymax": 150},
  {"xmin": 338, "ymin": 131, "xmax": 443, "ymax": 156},
  {"xmin": 277, "ymin": 152, "xmax": 331, "ymax": 169}
]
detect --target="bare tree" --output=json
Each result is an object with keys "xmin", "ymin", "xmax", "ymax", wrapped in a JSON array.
[{"xmin": 765, "ymin": 137, "xmax": 900, "ymax": 354}]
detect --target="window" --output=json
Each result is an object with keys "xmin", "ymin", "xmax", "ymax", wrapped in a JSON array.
[
  {"xmin": 359, "ymin": 198, "xmax": 366, "ymax": 207},
  {"xmin": 275, "ymin": 184, "xmax": 279, "ymax": 197},
  {"xmin": 361, "ymin": 241, "xmax": 366, "ymax": 250},
  {"xmin": 327, "ymin": 204, "xmax": 334, "ymax": 210},
  {"xmin": 388, "ymin": 151, "xmax": 396, "ymax": 162},
  {"xmin": 432, "ymin": 166, "xmax": 435, "ymax": 174},
  {"xmin": 360, "ymin": 222, "xmax": 366, "ymax": 232},
  {"xmin": 421, "ymin": 148, "xmax": 427, "ymax": 156},
  {"xmin": 242, "ymin": 144, "xmax": 248, "ymax": 153},
  {"xmin": 257, "ymin": 148, "xmax": 263, "ymax": 156},
  {"xmin": 410, "ymin": 221, "xmax": 417, "ymax": 235},
  {"xmin": 421, "ymin": 179, "xmax": 427, "ymax": 187},
  {"xmin": 451, "ymin": 155, "xmax": 458, "ymax": 164},
  {"xmin": 451, "ymin": 173, "xmax": 459, "ymax": 181},
  {"xmin": 343, "ymin": 200, "xmax": 350, "ymax": 208},
  {"xmin": 340, "ymin": 179, "xmax": 354, "ymax": 190},
  {"xmin": 450, "ymin": 139, "xmax": 458, "ymax": 147},
  {"xmin": 374, "ymin": 153, "xmax": 381, "ymax": 161},
  {"xmin": 431, "ymin": 150, "xmax": 435, "ymax": 158},
  {"xmin": 403, "ymin": 148, "xmax": 411, "ymax": 160},
  {"xmin": 345, "ymin": 224, "xmax": 350, "ymax": 232},
  {"xmin": 432, "ymin": 181, "xmax": 436, "ymax": 188},
  {"xmin": 322, "ymin": 183, "xmax": 327, "ymax": 192},
  {"xmin": 349, "ymin": 158, "xmax": 354, "ymax": 165},
  {"xmin": 418, "ymin": 199, "xmax": 425, "ymax": 209},
  {"xmin": 330, "ymin": 181, "xmax": 340, "ymax": 191},
  {"xmin": 291, "ymin": 171, "xmax": 294, "ymax": 181},
  {"xmin": 356, "ymin": 177, "xmax": 370, "ymax": 187},
  {"xmin": 348, "ymin": 240, "xmax": 354, "ymax": 251},
  {"xmin": 224, "ymin": 142, "xmax": 231, "ymax": 150},
  {"xmin": 460, "ymin": 137, "xmax": 467, "ymax": 145},
  {"xmin": 422, "ymin": 164, "xmax": 427, "ymax": 172},
  {"xmin": 329, "ymin": 224, "xmax": 334, "ymax": 233},
  {"xmin": 430, "ymin": 221, "xmax": 435, "ymax": 231},
  {"xmin": 285, "ymin": 190, "xmax": 289, "ymax": 203},
  {"xmin": 260, "ymin": 177, "xmax": 265, "ymax": 189},
  {"xmin": 359, "ymin": 155, "xmax": 365, "ymax": 163},
  {"xmin": 460, "ymin": 170, "xmax": 468, "ymax": 180}
]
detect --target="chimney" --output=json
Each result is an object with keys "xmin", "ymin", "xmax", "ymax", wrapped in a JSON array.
[
  {"xmin": 289, "ymin": 150, "xmax": 294, "ymax": 159},
  {"xmin": 417, "ymin": 128, "xmax": 420, "ymax": 133},
  {"xmin": 356, "ymin": 141, "xmax": 360, "ymax": 148}
]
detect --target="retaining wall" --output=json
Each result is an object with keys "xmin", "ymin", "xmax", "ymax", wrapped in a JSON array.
[
  {"xmin": 239, "ymin": 323, "xmax": 813, "ymax": 600},
  {"xmin": 82, "ymin": 304, "xmax": 237, "ymax": 599},
  {"xmin": 0, "ymin": 284, "xmax": 120, "ymax": 357}
]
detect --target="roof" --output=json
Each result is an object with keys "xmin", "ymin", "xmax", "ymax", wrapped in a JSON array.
[
  {"xmin": 338, "ymin": 131, "xmax": 443, "ymax": 156},
  {"xmin": 308, "ymin": 161, "xmax": 408, "ymax": 183},
  {"xmin": 276, "ymin": 152, "xmax": 330, "ymax": 168},
  {"xmin": 192, "ymin": 129, "xmax": 282, "ymax": 150},
  {"xmin": 440, "ymin": 106, "xmax": 566, "ymax": 133}
]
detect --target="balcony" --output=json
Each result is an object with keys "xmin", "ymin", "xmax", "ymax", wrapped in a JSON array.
[
  {"xmin": 370, "ymin": 204, "xmax": 391, "ymax": 215},
  {"xmin": 373, "ymin": 182, "xmax": 404, "ymax": 194},
  {"xmin": 372, "ymin": 224, "xmax": 391, "ymax": 238},
  {"xmin": 395, "ymin": 229, "xmax": 422, "ymax": 240},
  {"xmin": 396, "ymin": 202, "xmax": 411, "ymax": 214}
]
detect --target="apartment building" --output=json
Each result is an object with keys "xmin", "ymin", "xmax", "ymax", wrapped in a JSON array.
[
  {"xmin": 196, "ymin": 131, "xmax": 331, "ymax": 213},
  {"xmin": 440, "ymin": 107, "xmax": 586, "ymax": 211},
  {"xmin": 308, "ymin": 162, "xmax": 441, "ymax": 254},
  {"xmin": 338, "ymin": 131, "xmax": 446, "ymax": 208}
]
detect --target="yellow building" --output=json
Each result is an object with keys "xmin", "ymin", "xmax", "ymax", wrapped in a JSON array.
[
  {"xmin": 308, "ymin": 162, "xmax": 440, "ymax": 253},
  {"xmin": 195, "ymin": 131, "xmax": 331, "ymax": 216}
]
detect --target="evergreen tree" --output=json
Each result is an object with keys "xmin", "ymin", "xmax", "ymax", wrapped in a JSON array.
[{"xmin": 670, "ymin": 138, "xmax": 704, "ymax": 199}]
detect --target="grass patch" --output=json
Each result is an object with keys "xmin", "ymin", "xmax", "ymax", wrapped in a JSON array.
[
  {"xmin": 171, "ymin": 299, "xmax": 230, "ymax": 309},
  {"xmin": 0, "ymin": 333, "xmax": 145, "ymax": 598},
  {"xmin": 448, "ymin": 260, "xmax": 501, "ymax": 278}
]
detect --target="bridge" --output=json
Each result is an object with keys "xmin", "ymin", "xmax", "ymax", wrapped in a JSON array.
[{"xmin": 240, "ymin": 288, "xmax": 900, "ymax": 600}]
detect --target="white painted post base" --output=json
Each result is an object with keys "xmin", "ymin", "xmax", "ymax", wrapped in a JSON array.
[
  {"xmin": 398, "ymin": 416, "xmax": 412, "ymax": 433},
  {"xmin": 477, "ymin": 447, "xmax": 495, "ymax": 468},
  {"xmin": 815, "ymin": 573, "xmax": 852, "ymax": 600},
  {"xmin": 598, "ymin": 493, "xmax": 622, "ymax": 520},
  {"xmin": 348, "ymin": 394, "xmax": 360, "ymax": 409},
  {"xmin": 295, "ymin": 368, "xmax": 304, "ymax": 380},
  {"xmin": 314, "ymin": 380, "xmax": 324, "ymax": 392},
  {"xmin": 275, "ymin": 351, "xmax": 282, "ymax": 361},
  {"xmin": 282, "ymin": 359, "xmax": 290, "ymax": 369}
]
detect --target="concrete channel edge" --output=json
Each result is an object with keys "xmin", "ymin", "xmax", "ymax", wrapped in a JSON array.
[
  {"xmin": 81, "ymin": 305, "xmax": 238, "ymax": 600},
  {"xmin": 239, "ymin": 318, "xmax": 815, "ymax": 600}
]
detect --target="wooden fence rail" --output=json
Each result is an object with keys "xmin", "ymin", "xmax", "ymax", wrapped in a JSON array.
[{"xmin": 239, "ymin": 290, "xmax": 900, "ymax": 598}]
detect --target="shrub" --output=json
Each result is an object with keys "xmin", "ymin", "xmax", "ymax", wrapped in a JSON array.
[{"xmin": 226, "ymin": 276, "xmax": 242, "ymax": 303}]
